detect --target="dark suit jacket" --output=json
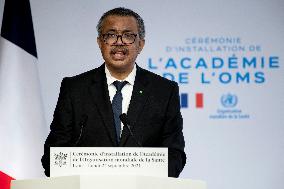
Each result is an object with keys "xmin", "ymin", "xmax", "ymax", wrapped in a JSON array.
[{"xmin": 42, "ymin": 64, "xmax": 186, "ymax": 177}]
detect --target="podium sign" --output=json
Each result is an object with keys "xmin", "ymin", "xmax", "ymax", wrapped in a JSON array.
[{"xmin": 50, "ymin": 147, "xmax": 168, "ymax": 177}]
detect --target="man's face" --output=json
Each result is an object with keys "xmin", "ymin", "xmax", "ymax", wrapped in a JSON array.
[{"xmin": 97, "ymin": 15, "xmax": 145, "ymax": 73}]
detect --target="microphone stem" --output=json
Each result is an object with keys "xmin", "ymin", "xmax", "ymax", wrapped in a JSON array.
[{"xmin": 125, "ymin": 124, "xmax": 142, "ymax": 147}]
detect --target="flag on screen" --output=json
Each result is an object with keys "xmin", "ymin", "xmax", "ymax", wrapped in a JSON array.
[{"xmin": 0, "ymin": 0, "xmax": 46, "ymax": 181}]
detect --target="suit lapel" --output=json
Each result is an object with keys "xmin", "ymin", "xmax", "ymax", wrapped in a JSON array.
[
  {"xmin": 119, "ymin": 66, "xmax": 151, "ymax": 146},
  {"xmin": 88, "ymin": 65, "xmax": 117, "ymax": 146}
]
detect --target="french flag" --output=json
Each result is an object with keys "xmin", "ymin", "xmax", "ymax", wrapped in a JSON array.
[{"xmin": 0, "ymin": 0, "xmax": 46, "ymax": 186}]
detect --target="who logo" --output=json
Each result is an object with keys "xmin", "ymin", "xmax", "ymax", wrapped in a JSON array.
[{"xmin": 221, "ymin": 93, "xmax": 238, "ymax": 108}]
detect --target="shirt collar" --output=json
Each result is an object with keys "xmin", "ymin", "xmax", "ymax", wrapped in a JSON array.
[{"xmin": 105, "ymin": 64, "xmax": 136, "ymax": 86}]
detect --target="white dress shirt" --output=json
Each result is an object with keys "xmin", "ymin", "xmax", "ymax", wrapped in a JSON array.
[{"xmin": 105, "ymin": 65, "xmax": 136, "ymax": 133}]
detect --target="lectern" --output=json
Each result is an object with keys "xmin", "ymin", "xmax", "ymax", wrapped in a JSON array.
[
  {"xmin": 11, "ymin": 175, "xmax": 206, "ymax": 189},
  {"xmin": 12, "ymin": 148, "xmax": 206, "ymax": 189}
]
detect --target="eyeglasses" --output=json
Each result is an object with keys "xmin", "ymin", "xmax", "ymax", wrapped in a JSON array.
[{"xmin": 102, "ymin": 33, "xmax": 138, "ymax": 45}]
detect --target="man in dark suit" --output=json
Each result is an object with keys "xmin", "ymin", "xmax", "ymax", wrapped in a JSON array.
[{"xmin": 42, "ymin": 7, "xmax": 186, "ymax": 177}]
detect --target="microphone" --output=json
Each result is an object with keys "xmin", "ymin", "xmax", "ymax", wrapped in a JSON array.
[
  {"xmin": 119, "ymin": 113, "xmax": 142, "ymax": 147},
  {"xmin": 74, "ymin": 114, "xmax": 88, "ymax": 146}
]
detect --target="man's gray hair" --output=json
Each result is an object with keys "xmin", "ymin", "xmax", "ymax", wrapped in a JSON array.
[{"xmin": 97, "ymin": 7, "xmax": 145, "ymax": 39}]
